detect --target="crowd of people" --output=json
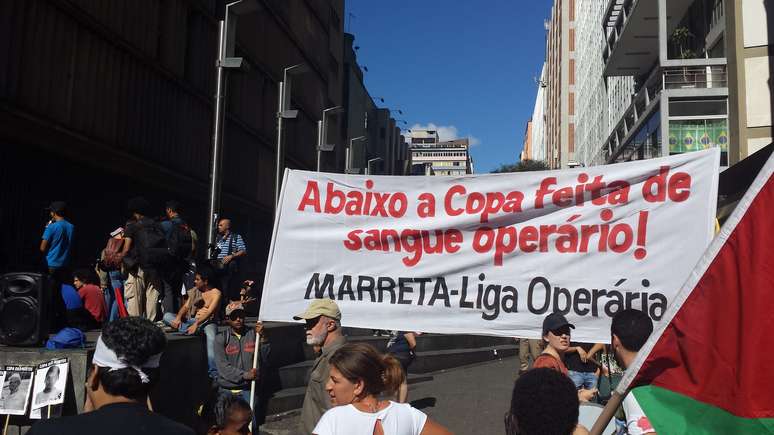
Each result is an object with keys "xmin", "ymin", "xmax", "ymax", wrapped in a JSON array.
[{"xmin": 34, "ymin": 200, "xmax": 660, "ymax": 435}]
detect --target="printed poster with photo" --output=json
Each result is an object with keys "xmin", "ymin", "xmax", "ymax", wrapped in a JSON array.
[
  {"xmin": 0, "ymin": 365, "xmax": 34, "ymax": 415},
  {"xmin": 31, "ymin": 358, "xmax": 68, "ymax": 411}
]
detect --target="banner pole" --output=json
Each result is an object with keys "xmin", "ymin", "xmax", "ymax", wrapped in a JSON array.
[
  {"xmin": 47, "ymin": 404, "xmax": 51, "ymax": 419},
  {"xmin": 589, "ymin": 391, "xmax": 624, "ymax": 435},
  {"xmin": 3, "ymin": 414, "xmax": 9, "ymax": 435},
  {"xmin": 248, "ymin": 329, "xmax": 261, "ymax": 432}
]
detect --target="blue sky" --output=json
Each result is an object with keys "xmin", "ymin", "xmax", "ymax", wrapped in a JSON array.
[{"xmin": 344, "ymin": 0, "xmax": 552, "ymax": 173}]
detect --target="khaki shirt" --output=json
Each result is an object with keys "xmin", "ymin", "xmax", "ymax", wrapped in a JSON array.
[{"xmin": 299, "ymin": 335, "xmax": 347, "ymax": 434}]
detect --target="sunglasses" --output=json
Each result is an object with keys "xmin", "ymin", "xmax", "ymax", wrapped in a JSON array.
[
  {"xmin": 304, "ymin": 317, "xmax": 321, "ymax": 330},
  {"xmin": 550, "ymin": 327, "xmax": 571, "ymax": 337},
  {"xmin": 228, "ymin": 312, "xmax": 245, "ymax": 321}
]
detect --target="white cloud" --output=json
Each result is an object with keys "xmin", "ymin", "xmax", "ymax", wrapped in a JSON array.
[{"xmin": 409, "ymin": 123, "xmax": 481, "ymax": 146}]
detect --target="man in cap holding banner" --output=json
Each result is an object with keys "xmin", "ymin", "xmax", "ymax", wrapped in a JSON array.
[
  {"xmin": 295, "ymin": 299, "xmax": 347, "ymax": 434},
  {"xmin": 27, "ymin": 317, "xmax": 193, "ymax": 435}
]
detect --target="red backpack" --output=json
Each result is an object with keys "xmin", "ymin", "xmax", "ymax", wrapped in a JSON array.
[{"xmin": 102, "ymin": 238, "xmax": 125, "ymax": 270}]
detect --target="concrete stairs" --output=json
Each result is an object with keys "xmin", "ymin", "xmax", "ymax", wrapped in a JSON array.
[{"xmin": 258, "ymin": 322, "xmax": 517, "ymax": 417}]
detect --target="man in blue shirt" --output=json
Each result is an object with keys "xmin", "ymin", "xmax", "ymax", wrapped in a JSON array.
[{"xmin": 40, "ymin": 201, "xmax": 74, "ymax": 332}]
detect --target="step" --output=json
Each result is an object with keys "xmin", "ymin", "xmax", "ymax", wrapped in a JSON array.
[
  {"xmin": 277, "ymin": 343, "xmax": 517, "ymax": 389},
  {"xmin": 264, "ymin": 373, "xmax": 435, "ymax": 416}
]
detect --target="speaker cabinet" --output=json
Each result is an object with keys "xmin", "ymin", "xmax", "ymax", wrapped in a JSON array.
[{"xmin": 0, "ymin": 272, "xmax": 49, "ymax": 346}]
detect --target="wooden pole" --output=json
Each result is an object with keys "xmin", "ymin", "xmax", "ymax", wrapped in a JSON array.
[
  {"xmin": 589, "ymin": 391, "xmax": 624, "ymax": 435},
  {"xmin": 248, "ymin": 329, "xmax": 261, "ymax": 431},
  {"xmin": 3, "ymin": 414, "xmax": 10, "ymax": 435}
]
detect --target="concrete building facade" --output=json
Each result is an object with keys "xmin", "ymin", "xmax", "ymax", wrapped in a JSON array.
[
  {"xmin": 408, "ymin": 130, "xmax": 473, "ymax": 176},
  {"xmin": 529, "ymin": 63, "xmax": 548, "ymax": 163},
  {"xmin": 0, "ymin": 0, "xmax": 407, "ymax": 273},
  {"xmin": 574, "ymin": 0, "xmax": 634, "ymax": 167},
  {"xmin": 597, "ymin": 0, "xmax": 771, "ymax": 167},
  {"xmin": 544, "ymin": 0, "xmax": 576, "ymax": 169}
]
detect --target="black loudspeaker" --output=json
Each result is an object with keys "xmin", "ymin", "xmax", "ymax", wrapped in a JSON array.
[{"xmin": 0, "ymin": 272, "xmax": 49, "ymax": 346}]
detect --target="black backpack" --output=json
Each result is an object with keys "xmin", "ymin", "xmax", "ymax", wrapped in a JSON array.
[
  {"xmin": 167, "ymin": 220, "xmax": 193, "ymax": 259},
  {"xmin": 135, "ymin": 221, "xmax": 169, "ymax": 266}
]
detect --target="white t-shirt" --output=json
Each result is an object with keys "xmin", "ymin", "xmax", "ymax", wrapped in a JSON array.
[
  {"xmin": 313, "ymin": 401, "xmax": 427, "ymax": 435},
  {"xmin": 621, "ymin": 394, "xmax": 656, "ymax": 434}
]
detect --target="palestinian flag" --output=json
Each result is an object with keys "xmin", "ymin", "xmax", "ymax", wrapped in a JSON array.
[{"xmin": 614, "ymin": 150, "xmax": 774, "ymax": 434}]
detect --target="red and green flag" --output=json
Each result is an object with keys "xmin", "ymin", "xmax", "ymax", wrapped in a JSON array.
[{"xmin": 614, "ymin": 151, "xmax": 774, "ymax": 434}]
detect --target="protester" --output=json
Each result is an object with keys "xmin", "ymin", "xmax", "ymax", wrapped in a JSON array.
[
  {"xmin": 213, "ymin": 218, "xmax": 247, "ymax": 303},
  {"xmin": 565, "ymin": 342, "xmax": 604, "ymax": 390},
  {"xmin": 505, "ymin": 367, "xmax": 589, "ymax": 435},
  {"xmin": 39, "ymin": 200, "xmax": 73, "ymax": 331},
  {"xmin": 61, "ymin": 282, "xmax": 101, "ymax": 331},
  {"xmin": 163, "ymin": 266, "xmax": 221, "ymax": 379},
  {"xmin": 97, "ymin": 226, "xmax": 129, "ymax": 321},
  {"xmin": 27, "ymin": 317, "xmax": 194, "ymax": 435},
  {"xmin": 533, "ymin": 312, "xmax": 597, "ymax": 402},
  {"xmin": 313, "ymin": 342, "xmax": 451, "ymax": 435},
  {"xmin": 34, "ymin": 365, "xmax": 63, "ymax": 405},
  {"xmin": 385, "ymin": 331, "xmax": 417, "ymax": 403},
  {"xmin": 122, "ymin": 197, "xmax": 163, "ymax": 320},
  {"xmin": 159, "ymin": 200, "xmax": 193, "ymax": 315},
  {"xmin": 214, "ymin": 302, "xmax": 270, "ymax": 431},
  {"xmin": 196, "ymin": 392, "xmax": 252, "ymax": 435},
  {"xmin": 517, "ymin": 338, "xmax": 542, "ymax": 374},
  {"xmin": 294, "ymin": 299, "xmax": 347, "ymax": 434},
  {"xmin": 610, "ymin": 309, "xmax": 656, "ymax": 435},
  {"xmin": 73, "ymin": 269, "xmax": 107, "ymax": 325}
]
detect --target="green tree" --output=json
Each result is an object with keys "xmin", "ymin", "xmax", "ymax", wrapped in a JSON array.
[{"xmin": 491, "ymin": 159, "xmax": 550, "ymax": 173}]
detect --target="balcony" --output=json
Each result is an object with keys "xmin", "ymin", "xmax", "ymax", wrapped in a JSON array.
[
  {"xmin": 597, "ymin": 62, "xmax": 728, "ymax": 164},
  {"xmin": 602, "ymin": 0, "xmax": 696, "ymax": 77}
]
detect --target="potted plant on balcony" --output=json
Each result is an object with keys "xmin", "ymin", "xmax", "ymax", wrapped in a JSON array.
[{"xmin": 669, "ymin": 27, "xmax": 698, "ymax": 88}]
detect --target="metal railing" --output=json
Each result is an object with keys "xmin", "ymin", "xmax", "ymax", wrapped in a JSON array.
[{"xmin": 663, "ymin": 65, "xmax": 727, "ymax": 89}]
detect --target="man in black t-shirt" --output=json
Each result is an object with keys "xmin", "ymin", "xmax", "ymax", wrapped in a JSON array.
[
  {"xmin": 28, "ymin": 317, "xmax": 193, "ymax": 435},
  {"xmin": 565, "ymin": 342, "xmax": 604, "ymax": 390},
  {"xmin": 121, "ymin": 197, "xmax": 162, "ymax": 321}
]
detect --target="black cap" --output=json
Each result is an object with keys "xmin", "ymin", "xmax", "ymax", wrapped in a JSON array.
[
  {"xmin": 542, "ymin": 312, "xmax": 575, "ymax": 337},
  {"xmin": 46, "ymin": 201, "xmax": 67, "ymax": 214}
]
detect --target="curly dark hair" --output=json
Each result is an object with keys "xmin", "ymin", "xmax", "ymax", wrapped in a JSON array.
[
  {"xmin": 196, "ymin": 392, "xmax": 252, "ymax": 435},
  {"xmin": 506, "ymin": 368, "xmax": 579, "ymax": 435},
  {"xmin": 96, "ymin": 317, "xmax": 167, "ymax": 401}
]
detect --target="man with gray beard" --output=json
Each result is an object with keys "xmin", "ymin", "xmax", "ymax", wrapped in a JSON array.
[{"xmin": 293, "ymin": 299, "xmax": 346, "ymax": 434}]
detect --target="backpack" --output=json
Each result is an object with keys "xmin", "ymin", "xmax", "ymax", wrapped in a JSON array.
[
  {"xmin": 167, "ymin": 220, "xmax": 194, "ymax": 259},
  {"xmin": 46, "ymin": 327, "xmax": 85, "ymax": 349},
  {"xmin": 135, "ymin": 221, "xmax": 169, "ymax": 266},
  {"xmin": 101, "ymin": 237, "xmax": 125, "ymax": 270}
]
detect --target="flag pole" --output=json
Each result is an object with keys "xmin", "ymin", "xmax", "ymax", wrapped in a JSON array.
[
  {"xmin": 590, "ymin": 391, "xmax": 624, "ymax": 435},
  {"xmin": 248, "ymin": 329, "xmax": 260, "ymax": 432}
]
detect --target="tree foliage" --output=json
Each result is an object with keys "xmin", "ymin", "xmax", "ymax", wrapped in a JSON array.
[{"xmin": 491, "ymin": 159, "xmax": 550, "ymax": 173}]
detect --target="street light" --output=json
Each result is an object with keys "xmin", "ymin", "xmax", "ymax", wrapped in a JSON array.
[
  {"xmin": 317, "ymin": 106, "xmax": 344, "ymax": 172},
  {"xmin": 366, "ymin": 157, "xmax": 383, "ymax": 175},
  {"xmin": 346, "ymin": 136, "xmax": 367, "ymax": 174},
  {"xmin": 206, "ymin": 0, "xmax": 259, "ymax": 258},
  {"xmin": 275, "ymin": 63, "xmax": 310, "ymax": 206}
]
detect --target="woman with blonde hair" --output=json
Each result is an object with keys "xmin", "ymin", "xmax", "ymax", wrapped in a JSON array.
[{"xmin": 313, "ymin": 343, "xmax": 451, "ymax": 435}]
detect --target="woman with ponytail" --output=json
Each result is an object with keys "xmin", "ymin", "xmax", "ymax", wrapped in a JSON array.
[{"xmin": 313, "ymin": 343, "xmax": 451, "ymax": 435}]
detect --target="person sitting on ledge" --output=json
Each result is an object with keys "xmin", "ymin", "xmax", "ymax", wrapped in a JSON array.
[
  {"xmin": 163, "ymin": 266, "xmax": 221, "ymax": 379},
  {"xmin": 27, "ymin": 317, "xmax": 194, "ymax": 435}
]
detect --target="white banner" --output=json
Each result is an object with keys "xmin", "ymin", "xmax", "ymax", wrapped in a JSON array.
[{"xmin": 260, "ymin": 149, "xmax": 719, "ymax": 342}]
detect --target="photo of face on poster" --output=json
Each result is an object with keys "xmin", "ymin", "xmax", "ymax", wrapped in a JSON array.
[
  {"xmin": 0, "ymin": 366, "xmax": 34, "ymax": 415},
  {"xmin": 31, "ymin": 359, "xmax": 68, "ymax": 411}
]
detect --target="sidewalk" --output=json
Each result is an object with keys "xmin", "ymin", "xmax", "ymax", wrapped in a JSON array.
[{"xmin": 260, "ymin": 356, "xmax": 518, "ymax": 435}]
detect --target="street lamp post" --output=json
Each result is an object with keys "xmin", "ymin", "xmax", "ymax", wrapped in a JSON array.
[
  {"xmin": 275, "ymin": 63, "xmax": 310, "ymax": 206},
  {"xmin": 317, "ymin": 106, "xmax": 344, "ymax": 172},
  {"xmin": 366, "ymin": 157, "xmax": 383, "ymax": 175},
  {"xmin": 206, "ymin": 0, "xmax": 258, "ymax": 257},
  {"xmin": 347, "ymin": 136, "xmax": 367, "ymax": 174}
]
